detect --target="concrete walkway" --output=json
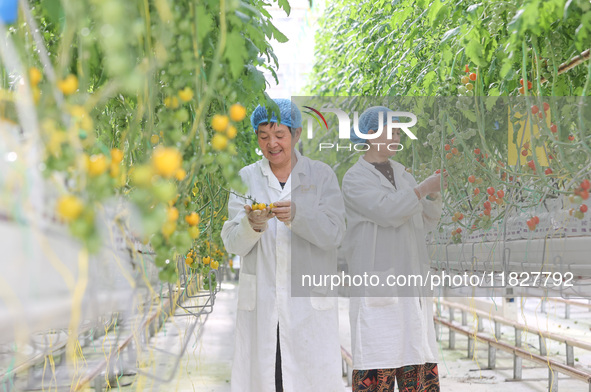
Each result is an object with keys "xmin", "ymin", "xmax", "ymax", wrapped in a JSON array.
[{"xmin": 127, "ymin": 282, "xmax": 591, "ymax": 391}]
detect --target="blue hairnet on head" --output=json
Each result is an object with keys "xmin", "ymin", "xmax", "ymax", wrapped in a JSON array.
[
  {"xmin": 250, "ymin": 98, "xmax": 302, "ymax": 132},
  {"xmin": 350, "ymin": 106, "xmax": 399, "ymax": 144}
]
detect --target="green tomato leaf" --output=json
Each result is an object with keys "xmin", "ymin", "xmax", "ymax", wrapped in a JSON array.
[
  {"xmin": 195, "ymin": 5, "xmax": 213, "ymax": 44},
  {"xmin": 224, "ymin": 30, "xmax": 249, "ymax": 78},
  {"xmin": 277, "ymin": 0, "xmax": 291, "ymax": 16}
]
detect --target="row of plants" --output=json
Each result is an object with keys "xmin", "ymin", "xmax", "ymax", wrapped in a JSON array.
[
  {"xmin": 0, "ymin": 0, "xmax": 292, "ymax": 282},
  {"xmin": 307, "ymin": 0, "xmax": 591, "ymax": 242}
]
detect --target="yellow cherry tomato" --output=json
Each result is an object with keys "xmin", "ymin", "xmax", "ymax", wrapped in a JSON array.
[
  {"xmin": 211, "ymin": 114, "xmax": 229, "ymax": 132},
  {"xmin": 56, "ymin": 195, "xmax": 84, "ymax": 221},
  {"xmin": 203, "ymin": 256, "xmax": 211, "ymax": 265},
  {"xmin": 178, "ymin": 87, "xmax": 194, "ymax": 102},
  {"xmin": 212, "ymin": 134, "xmax": 228, "ymax": 150},
  {"xmin": 29, "ymin": 67, "xmax": 42, "ymax": 86},
  {"xmin": 226, "ymin": 125, "xmax": 237, "ymax": 139},
  {"xmin": 111, "ymin": 148, "xmax": 124, "ymax": 164},
  {"xmin": 188, "ymin": 226, "xmax": 200, "ymax": 239},
  {"xmin": 185, "ymin": 212, "xmax": 200, "ymax": 226},
  {"xmin": 167, "ymin": 207, "xmax": 179, "ymax": 221},
  {"xmin": 164, "ymin": 96, "xmax": 179, "ymax": 109},
  {"xmin": 175, "ymin": 168, "xmax": 186, "ymax": 181},
  {"xmin": 58, "ymin": 75, "xmax": 78, "ymax": 95},
  {"xmin": 88, "ymin": 154, "xmax": 108, "ymax": 176},
  {"xmin": 229, "ymin": 104, "xmax": 246, "ymax": 122},
  {"xmin": 161, "ymin": 221, "xmax": 176, "ymax": 238},
  {"xmin": 152, "ymin": 147, "xmax": 182, "ymax": 178},
  {"xmin": 210, "ymin": 260, "xmax": 220, "ymax": 270}
]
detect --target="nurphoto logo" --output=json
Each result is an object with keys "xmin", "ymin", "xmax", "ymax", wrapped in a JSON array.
[{"xmin": 302, "ymin": 106, "xmax": 418, "ymax": 151}]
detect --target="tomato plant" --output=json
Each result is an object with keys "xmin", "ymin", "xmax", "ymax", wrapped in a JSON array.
[
  {"xmin": 306, "ymin": 0, "xmax": 591, "ymax": 243},
  {"xmin": 0, "ymin": 0, "xmax": 292, "ymax": 283}
]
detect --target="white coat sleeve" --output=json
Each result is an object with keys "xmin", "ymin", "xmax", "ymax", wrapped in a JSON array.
[
  {"xmin": 403, "ymin": 171, "xmax": 443, "ymax": 233},
  {"xmin": 342, "ymin": 170, "xmax": 422, "ymax": 228},
  {"xmin": 290, "ymin": 168, "xmax": 345, "ymax": 251},
  {"xmin": 420, "ymin": 194, "xmax": 443, "ymax": 232},
  {"xmin": 221, "ymin": 190, "xmax": 264, "ymax": 257}
]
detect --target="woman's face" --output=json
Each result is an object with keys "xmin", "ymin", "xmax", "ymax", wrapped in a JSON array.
[{"xmin": 256, "ymin": 123, "xmax": 300, "ymax": 168}]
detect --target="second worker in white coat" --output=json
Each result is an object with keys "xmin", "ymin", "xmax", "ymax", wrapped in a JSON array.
[{"xmin": 342, "ymin": 106, "xmax": 447, "ymax": 392}]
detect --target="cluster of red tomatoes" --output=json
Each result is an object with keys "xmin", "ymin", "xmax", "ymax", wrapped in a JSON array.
[
  {"xmin": 526, "ymin": 216, "xmax": 540, "ymax": 231},
  {"xmin": 568, "ymin": 179, "xmax": 590, "ymax": 219}
]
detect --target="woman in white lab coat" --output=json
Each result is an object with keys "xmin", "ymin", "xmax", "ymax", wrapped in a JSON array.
[
  {"xmin": 221, "ymin": 99, "xmax": 346, "ymax": 392},
  {"xmin": 341, "ymin": 106, "xmax": 446, "ymax": 391}
]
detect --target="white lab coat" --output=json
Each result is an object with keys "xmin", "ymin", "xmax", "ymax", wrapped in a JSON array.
[
  {"xmin": 221, "ymin": 150, "xmax": 346, "ymax": 392},
  {"xmin": 341, "ymin": 156, "xmax": 442, "ymax": 370}
]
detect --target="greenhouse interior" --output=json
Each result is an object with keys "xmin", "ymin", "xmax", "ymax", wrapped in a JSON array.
[{"xmin": 1, "ymin": 0, "xmax": 591, "ymax": 391}]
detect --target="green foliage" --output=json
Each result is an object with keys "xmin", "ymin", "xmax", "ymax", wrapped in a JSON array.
[
  {"xmin": 0, "ymin": 0, "xmax": 289, "ymax": 282},
  {"xmin": 306, "ymin": 0, "xmax": 591, "ymax": 241}
]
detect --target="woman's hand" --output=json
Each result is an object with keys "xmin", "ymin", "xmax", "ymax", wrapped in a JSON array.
[
  {"xmin": 270, "ymin": 200, "xmax": 294, "ymax": 223},
  {"xmin": 244, "ymin": 205, "xmax": 273, "ymax": 232},
  {"xmin": 415, "ymin": 171, "xmax": 448, "ymax": 199}
]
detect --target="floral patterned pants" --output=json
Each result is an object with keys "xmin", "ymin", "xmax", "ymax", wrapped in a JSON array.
[{"xmin": 352, "ymin": 363, "xmax": 439, "ymax": 392}]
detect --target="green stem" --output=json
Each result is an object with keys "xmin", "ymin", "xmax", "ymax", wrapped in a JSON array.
[{"xmin": 183, "ymin": 0, "xmax": 227, "ymax": 150}]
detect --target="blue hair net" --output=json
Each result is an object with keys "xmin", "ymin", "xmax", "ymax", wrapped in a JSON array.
[
  {"xmin": 350, "ymin": 106, "xmax": 399, "ymax": 144},
  {"xmin": 250, "ymin": 98, "xmax": 302, "ymax": 132}
]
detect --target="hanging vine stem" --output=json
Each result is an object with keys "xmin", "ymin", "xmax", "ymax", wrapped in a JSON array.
[
  {"xmin": 19, "ymin": 0, "xmax": 67, "ymax": 117},
  {"xmin": 183, "ymin": 0, "xmax": 227, "ymax": 151}
]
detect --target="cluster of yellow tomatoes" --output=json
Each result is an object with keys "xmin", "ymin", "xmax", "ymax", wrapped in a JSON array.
[
  {"xmin": 210, "ymin": 103, "xmax": 246, "ymax": 151},
  {"xmin": 251, "ymin": 202, "xmax": 275, "ymax": 211}
]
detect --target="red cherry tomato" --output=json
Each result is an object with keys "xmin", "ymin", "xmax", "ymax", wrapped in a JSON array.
[
  {"xmin": 444, "ymin": 144, "xmax": 450, "ymax": 151},
  {"xmin": 496, "ymin": 190, "xmax": 504, "ymax": 198},
  {"xmin": 474, "ymin": 148, "xmax": 481, "ymax": 155},
  {"xmin": 531, "ymin": 105, "xmax": 539, "ymax": 114},
  {"xmin": 468, "ymin": 175, "xmax": 475, "ymax": 183},
  {"xmin": 487, "ymin": 187, "xmax": 495, "ymax": 196},
  {"xmin": 581, "ymin": 179, "xmax": 591, "ymax": 190},
  {"xmin": 545, "ymin": 168, "xmax": 553, "ymax": 175},
  {"xmin": 580, "ymin": 205, "xmax": 588, "ymax": 213},
  {"xmin": 543, "ymin": 102, "xmax": 550, "ymax": 111},
  {"xmin": 483, "ymin": 201, "xmax": 491, "ymax": 210},
  {"xmin": 550, "ymin": 123, "xmax": 557, "ymax": 133},
  {"xmin": 474, "ymin": 188, "xmax": 480, "ymax": 196},
  {"xmin": 533, "ymin": 216, "xmax": 540, "ymax": 225},
  {"xmin": 469, "ymin": 73, "xmax": 477, "ymax": 81}
]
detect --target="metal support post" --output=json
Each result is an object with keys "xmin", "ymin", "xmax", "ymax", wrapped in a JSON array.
[
  {"xmin": 549, "ymin": 367, "xmax": 558, "ymax": 391},
  {"xmin": 566, "ymin": 344, "xmax": 574, "ymax": 367},
  {"xmin": 513, "ymin": 355, "xmax": 522, "ymax": 380},
  {"xmin": 488, "ymin": 343, "xmax": 496, "ymax": 369},
  {"xmin": 540, "ymin": 335, "xmax": 547, "ymax": 356}
]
